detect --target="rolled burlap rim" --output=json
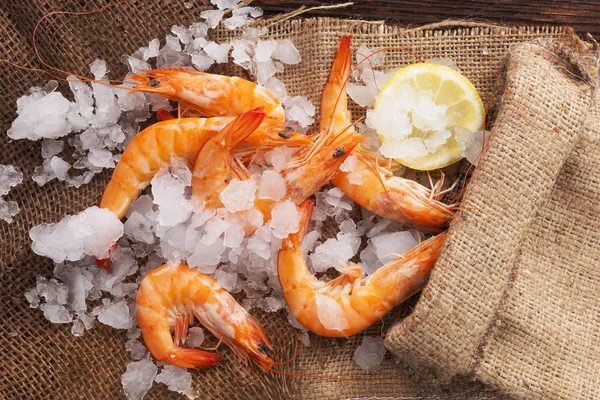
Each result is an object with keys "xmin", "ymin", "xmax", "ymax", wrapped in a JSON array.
[{"xmin": 1, "ymin": 2, "xmax": 595, "ymax": 398}]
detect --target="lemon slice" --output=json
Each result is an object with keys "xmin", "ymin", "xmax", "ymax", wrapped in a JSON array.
[{"xmin": 368, "ymin": 63, "xmax": 485, "ymax": 170}]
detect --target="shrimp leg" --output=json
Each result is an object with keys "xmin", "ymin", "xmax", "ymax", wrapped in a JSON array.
[{"xmin": 278, "ymin": 200, "xmax": 447, "ymax": 337}]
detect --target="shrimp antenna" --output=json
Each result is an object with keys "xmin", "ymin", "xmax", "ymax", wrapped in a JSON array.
[{"xmin": 271, "ymin": 334, "xmax": 304, "ymax": 366}]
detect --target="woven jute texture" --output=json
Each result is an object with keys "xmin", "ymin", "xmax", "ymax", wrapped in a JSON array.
[
  {"xmin": 386, "ymin": 40, "xmax": 600, "ymax": 400},
  {"xmin": 0, "ymin": 1, "xmax": 591, "ymax": 399}
]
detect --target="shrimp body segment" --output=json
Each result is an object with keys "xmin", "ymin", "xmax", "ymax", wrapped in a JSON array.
[
  {"xmin": 136, "ymin": 262, "xmax": 274, "ymax": 369},
  {"xmin": 129, "ymin": 68, "xmax": 285, "ymax": 126},
  {"xmin": 321, "ymin": 35, "xmax": 454, "ymax": 231},
  {"xmin": 277, "ymin": 200, "xmax": 447, "ymax": 337}
]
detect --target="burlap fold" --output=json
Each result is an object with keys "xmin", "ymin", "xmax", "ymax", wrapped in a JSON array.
[
  {"xmin": 386, "ymin": 41, "xmax": 600, "ymax": 400},
  {"xmin": 1, "ymin": 2, "xmax": 596, "ymax": 399}
]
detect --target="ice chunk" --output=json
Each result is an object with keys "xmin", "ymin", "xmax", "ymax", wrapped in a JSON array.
[
  {"xmin": 255, "ymin": 60, "xmax": 277, "ymax": 86},
  {"xmin": 201, "ymin": 217, "xmax": 230, "ymax": 245},
  {"xmin": 151, "ymin": 169, "xmax": 193, "ymax": 227},
  {"xmin": 124, "ymin": 212, "xmax": 155, "ymax": 244},
  {"xmin": 30, "ymin": 206, "xmax": 123, "ymax": 262},
  {"xmin": 223, "ymin": 7, "xmax": 261, "ymax": 29},
  {"xmin": 121, "ymin": 357, "xmax": 158, "ymax": 400},
  {"xmin": 41, "ymin": 139, "xmax": 64, "ymax": 158},
  {"xmin": 258, "ymin": 170, "xmax": 286, "ymax": 201},
  {"xmin": 186, "ymin": 326, "xmax": 205, "ymax": 347},
  {"xmin": 263, "ymin": 77, "xmax": 287, "ymax": 103},
  {"xmin": 155, "ymin": 365, "xmax": 193, "ymax": 397},
  {"xmin": 411, "ymin": 96, "xmax": 448, "ymax": 132},
  {"xmin": 356, "ymin": 45, "xmax": 384, "ymax": 67},
  {"xmin": 88, "ymin": 148, "xmax": 115, "ymax": 168},
  {"xmin": 300, "ymin": 230, "xmax": 320, "ymax": 254},
  {"xmin": 126, "ymin": 338, "xmax": 148, "ymax": 360},
  {"xmin": 231, "ymin": 39, "xmax": 252, "ymax": 68},
  {"xmin": 456, "ymin": 128, "xmax": 489, "ymax": 165},
  {"xmin": 211, "ymin": 0, "xmax": 239, "ymax": 10},
  {"xmin": 71, "ymin": 318, "xmax": 85, "ymax": 336},
  {"xmin": 315, "ymin": 293, "xmax": 349, "ymax": 331},
  {"xmin": 379, "ymin": 138, "xmax": 429, "ymax": 161},
  {"xmin": 97, "ymin": 300, "xmax": 132, "ymax": 329},
  {"xmin": 189, "ymin": 22, "xmax": 209, "ymax": 39},
  {"xmin": 40, "ymin": 303, "xmax": 72, "ymax": 324},
  {"xmin": 424, "ymin": 129, "xmax": 451, "ymax": 153},
  {"xmin": 191, "ymin": 51, "xmax": 214, "ymax": 71},
  {"xmin": 143, "ymin": 39, "xmax": 160, "ymax": 60},
  {"xmin": 200, "ymin": 9, "xmax": 225, "ymax": 28},
  {"xmin": 339, "ymin": 154, "xmax": 357, "ymax": 173},
  {"xmin": 347, "ymin": 82, "xmax": 377, "ymax": 107},
  {"xmin": 171, "ymin": 25, "xmax": 192, "ymax": 45},
  {"xmin": 32, "ymin": 156, "xmax": 71, "ymax": 186},
  {"xmin": 264, "ymin": 146, "xmax": 295, "ymax": 172},
  {"xmin": 0, "ymin": 164, "xmax": 23, "ymax": 223},
  {"xmin": 203, "ymin": 41, "xmax": 231, "ymax": 63},
  {"xmin": 372, "ymin": 231, "xmax": 418, "ymax": 265},
  {"xmin": 8, "ymin": 92, "xmax": 72, "ymax": 140},
  {"xmin": 272, "ymin": 39, "xmax": 301, "ymax": 64},
  {"xmin": 255, "ymin": 40, "xmax": 278, "ymax": 62},
  {"xmin": 310, "ymin": 233, "xmax": 359, "ymax": 273},
  {"xmin": 353, "ymin": 336, "xmax": 387, "ymax": 371},
  {"xmin": 188, "ymin": 238, "xmax": 225, "ymax": 273},
  {"xmin": 284, "ymin": 96, "xmax": 315, "ymax": 128},
  {"xmin": 219, "ymin": 178, "xmax": 257, "ymax": 212},
  {"xmin": 270, "ymin": 200, "xmax": 300, "ymax": 239},
  {"xmin": 214, "ymin": 269, "xmax": 238, "ymax": 292},
  {"xmin": 223, "ymin": 222, "xmax": 245, "ymax": 248}
]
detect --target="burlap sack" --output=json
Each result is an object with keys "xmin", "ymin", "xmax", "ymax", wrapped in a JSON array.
[
  {"xmin": 386, "ymin": 40, "xmax": 600, "ymax": 400},
  {"xmin": 0, "ymin": 1, "xmax": 593, "ymax": 399}
]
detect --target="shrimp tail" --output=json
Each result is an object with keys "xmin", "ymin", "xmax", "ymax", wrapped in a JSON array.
[
  {"xmin": 285, "ymin": 199, "xmax": 314, "ymax": 249},
  {"xmin": 168, "ymin": 347, "xmax": 223, "ymax": 369},
  {"xmin": 219, "ymin": 108, "xmax": 267, "ymax": 149}
]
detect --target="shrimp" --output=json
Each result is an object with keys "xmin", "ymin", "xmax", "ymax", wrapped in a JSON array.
[
  {"xmin": 128, "ymin": 68, "xmax": 285, "ymax": 126},
  {"xmin": 100, "ymin": 115, "xmax": 309, "ymax": 220},
  {"xmin": 321, "ymin": 36, "xmax": 454, "ymax": 232},
  {"xmin": 136, "ymin": 262, "xmax": 273, "ymax": 369},
  {"xmin": 191, "ymin": 114, "xmax": 363, "ymax": 234},
  {"xmin": 277, "ymin": 200, "xmax": 447, "ymax": 337}
]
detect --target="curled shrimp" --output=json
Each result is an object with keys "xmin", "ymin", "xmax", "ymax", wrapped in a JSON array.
[
  {"xmin": 137, "ymin": 262, "xmax": 273, "ymax": 369},
  {"xmin": 100, "ymin": 116, "xmax": 309, "ymax": 220},
  {"xmin": 322, "ymin": 36, "xmax": 454, "ymax": 232},
  {"xmin": 277, "ymin": 200, "xmax": 447, "ymax": 337},
  {"xmin": 129, "ymin": 68, "xmax": 285, "ymax": 126},
  {"xmin": 191, "ymin": 110, "xmax": 363, "ymax": 234}
]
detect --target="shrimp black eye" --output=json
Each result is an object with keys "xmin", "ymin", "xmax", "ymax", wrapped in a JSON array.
[
  {"xmin": 278, "ymin": 130, "xmax": 291, "ymax": 139},
  {"xmin": 257, "ymin": 344, "xmax": 269, "ymax": 355},
  {"xmin": 333, "ymin": 147, "xmax": 345, "ymax": 158},
  {"xmin": 148, "ymin": 78, "xmax": 160, "ymax": 87}
]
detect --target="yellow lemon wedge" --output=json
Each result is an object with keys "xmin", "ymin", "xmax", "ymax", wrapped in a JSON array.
[{"xmin": 367, "ymin": 63, "xmax": 485, "ymax": 170}]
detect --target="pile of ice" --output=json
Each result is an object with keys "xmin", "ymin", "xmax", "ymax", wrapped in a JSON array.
[
  {"xmin": 0, "ymin": 164, "xmax": 23, "ymax": 223},
  {"xmin": 7, "ymin": 0, "xmax": 313, "ymax": 192}
]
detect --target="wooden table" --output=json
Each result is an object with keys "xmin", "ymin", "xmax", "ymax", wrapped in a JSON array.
[{"xmin": 254, "ymin": 0, "xmax": 600, "ymax": 36}]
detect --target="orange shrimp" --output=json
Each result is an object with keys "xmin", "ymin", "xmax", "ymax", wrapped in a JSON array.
[
  {"xmin": 136, "ymin": 262, "xmax": 273, "ymax": 369},
  {"xmin": 321, "ymin": 35, "xmax": 454, "ymax": 232},
  {"xmin": 129, "ymin": 68, "xmax": 285, "ymax": 126},
  {"xmin": 277, "ymin": 200, "xmax": 447, "ymax": 337},
  {"xmin": 100, "ymin": 116, "xmax": 309, "ymax": 220},
  {"xmin": 191, "ymin": 115, "xmax": 363, "ymax": 234}
]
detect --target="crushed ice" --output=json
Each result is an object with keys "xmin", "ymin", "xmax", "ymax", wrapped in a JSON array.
[{"xmin": 0, "ymin": 164, "xmax": 23, "ymax": 223}]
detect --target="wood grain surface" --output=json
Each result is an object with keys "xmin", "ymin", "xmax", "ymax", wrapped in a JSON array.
[{"xmin": 253, "ymin": 0, "xmax": 600, "ymax": 36}]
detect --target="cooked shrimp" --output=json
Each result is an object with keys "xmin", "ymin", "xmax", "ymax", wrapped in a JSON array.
[
  {"xmin": 191, "ymin": 113, "xmax": 363, "ymax": 234},
  {"xmin": 321, "ymin": 35, "xmax": 454, "ymax": 232},
  {"xmin": 278, "ymin": 200, "xmax": 447, "ymax": 337},
  {"xmin": 100, "ymin": 116, "xmax": 309, "ymax": 220},
  {"xmin": 129, "ymin": 68, "xmax": 285, "ymax": 126},
  {"xmin": 137, "ymin": 262, "xmax": 273, "ymax": 369}
]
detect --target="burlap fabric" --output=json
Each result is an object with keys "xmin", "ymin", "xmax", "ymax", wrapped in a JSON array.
[
  {"xmin": 386, "ymin": 40, "xmax": 600, "ymax": 400},
  {"xmin": 0, "ymin": 1, "xmax": 593, "ymax": 399}
]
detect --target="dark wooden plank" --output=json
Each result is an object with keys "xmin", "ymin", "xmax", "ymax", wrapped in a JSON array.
[{"xmin": 252, "ymin": 0, "xmax": 600, "ymax": 36}]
